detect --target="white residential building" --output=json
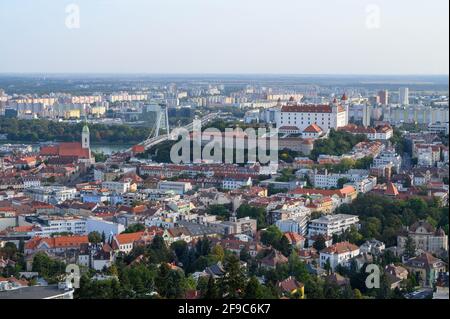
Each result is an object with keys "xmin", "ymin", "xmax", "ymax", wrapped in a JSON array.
[
  {"xmin": 222, "ymin": 177, "xmax": 252, "ymax": 190},
  {"xmin": 373, "ymin": 150, "xmax": 402, "ymax": 172},
  {"xmin": 158, "ymin": 181, "xmax": 193, "ymax": 195},
  {"xmin": 29, "ymin": 216, "xmax": 87, "ymax": 236},
  {"xmin": 25, "ymin": 186, "xmax": 77, "ymax": 204},
  {"xmin": 308, "ymin": 214, "xmax": 360, "ymax": 237},
  {"xmin": 86, "ymin": 217, "xmax": 125, "ymax": 238},
  {"xmin": 276, "ymin": 216, "xmax": 309, "ymax": 236},
  {"xmin": 320, "ymin": 242, "xmax": 360, "ymax": 270},
  {"xmin": 101, "ymin": 181, "xmax": 131, "ymax": 194},
  {"xmin": 309, "ymin": 169, "xmax": 375, "ymax": 191}
]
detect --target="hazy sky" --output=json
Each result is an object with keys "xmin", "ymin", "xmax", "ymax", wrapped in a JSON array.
[{"xmin": 0, "ymin": 0, "xmax": 448, "ymax": 74}]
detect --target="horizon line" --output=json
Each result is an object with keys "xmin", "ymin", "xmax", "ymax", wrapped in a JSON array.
[{"xmin": 0, "ymin": 72, "xmax": 448, "ymax": 77}]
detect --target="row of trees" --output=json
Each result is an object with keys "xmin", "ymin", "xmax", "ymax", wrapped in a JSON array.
[{"xmin": 0, "ymin": 117, "xmax": 152, "ymax": 144}]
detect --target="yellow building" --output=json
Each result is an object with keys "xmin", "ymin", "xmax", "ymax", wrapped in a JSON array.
[{"xmin": 64, "ymin": 109, "xmax": 81, "ymax": 119}]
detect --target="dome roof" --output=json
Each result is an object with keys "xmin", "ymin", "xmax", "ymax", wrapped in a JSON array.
[{"xmin": 82, "ymin": 124, "xmax": 90, "ymax": 133}]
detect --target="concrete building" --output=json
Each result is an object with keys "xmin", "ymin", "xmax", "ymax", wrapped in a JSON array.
[
  {"xmin": 25, "ymin": 186, "xmax": 77, "ymax": 204},
  {"xmin": 158, "ymin": 181, "xmax": 193, "ymax": 195},
  {"xmin": 399, "ymin": 87, "xmax": 409, "ymax": 106},
  {"xmin": 319, "ymin": 241, "xmax": 360, "ymax": 270},
  {"xmin": 308, "ymin": 214, "xmax": 360, "ymax": 238}
]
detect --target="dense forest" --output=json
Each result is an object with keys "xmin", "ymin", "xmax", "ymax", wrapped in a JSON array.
[{"xmin": 0, "ymin": 118, "xmax": 152, "ymax": 144}]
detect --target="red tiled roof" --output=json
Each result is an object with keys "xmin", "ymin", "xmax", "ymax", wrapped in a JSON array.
[
  {"xmin": 289, "ymin": 186, "xmax": 356, "ymax": 198},
  {"xmin": 25, "ymin": 235, "xmax": 89, "ymax": 250},
  {"xmin": 281, "ymin": 104, "xmax": 334, "ymax": 113},
  {"xmin": 278, "ymin": 276, "xmax": 303, "ymax": 292},
  {"xmin": 40, "ymin": 143, "xmax": 90, "ymax": 159},
  {"xmin": 114, "ymin": 232, "xmax": 145, "ymax": 245},
  {"xmin": 321, "ymin": 241, "xmax": 359, "ymax": 254},
  {"xmin": 385, "ymin": 182, "xmax": 399, "ymax": 196},
  {"xmin": 284, "ymin": 232, "xmax": 305, "ymax": 244},
  {"xmin": 303, "ymin": 124, "xmax": 323, "ymax": 133}
]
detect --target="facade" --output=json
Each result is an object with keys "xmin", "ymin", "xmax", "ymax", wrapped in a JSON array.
[
  {"xmin": 158, "ymin": 181, "xmax": 193, "ymax": 195},
  {"xmin": 399, "ymin": 87, "xmax": 409, "ymax": 106},
  {"xmin": 86, "ymin": 217, "xmax": 125, "ymax": 238},
  {"xmin": 404, "ymin": 253, "xmax": 446, "ymax": 287},
  {"xmin": 101, "ymin": 181, "xmax": 131, "ymax": 194},
  {"xmin": 397, "ymin": 221, "xmax": 448, "ymax": 255},
  {"xmin": 222, "ymin": 177, "xmax": 252, "ymax": 190},
  {"xmin": 309, "ymin": 169, "xmax": 376, "ymax": 192},
  {"xmin": 308, "ymin": 214, "xmax": 360, "ymax": 238},
  {"xmin": 276, "ymin": 102, "xmax": 347, "ymax": 133},
  {"xmin": 319, "ymin": 241, "xmax": 360, "ymax": 270},
  {"xmin": 378, "ymin": 90, "xmax": 389, "ymax": 105},
  {"xmin": 338, "ymin": 124, "xmax": 393, "ymax": 140},
  {"xmin": 24, "ymin": 235, "xmax": 89, "ymax": 255},
  {"xmin": 25, "ymin": 186, "xmax": 77, "ymax": 204},
  {"xmin": 373, "ymin": 150, "xmax": 402, "ymax": 172}
]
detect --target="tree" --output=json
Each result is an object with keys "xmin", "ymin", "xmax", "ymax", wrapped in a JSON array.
[
  {"xmin": 237, "ymin": 204, "xmax": 267, "ymax": 229},
  {"xmin": 243, "ymin": 276, "xmax": 263, "ymax": 299},
  {"xmin": 207, "ymin": 205, "xmax": 231, "ymax": 220},
  {"xmin": 195, "ymin": 237, "xmax": 211, "ymax": 257},
  {"xmin": 312, "ymin": 235, "xmax": 327, "ymax": 251},
  {"xmin": 88, "ymin": 231, "xmax": 102, "ymax": 244},
  {"xmin": 260, "ymin": 225, "xmax": 283, "ymax": 247},
  {"xmin": 203, "ymin": 276, "xmax": 221, "ymax": 299},
  {"xmin": 122, "ymin": 223, "xmax": 145, "ymax": 234},
  {"xmin": 324, "ymin": 258, "xmax": 332, "ymax": 275},
  {"xmin": 279, "ymin": 235, "xmax": 292, "ymax": 257},
  {"xmin": 220, "ymin": 254, "xmax": 246, "ymax": 299},
  {"xmin": 353, "ymin": 288, "xmax": 363, "ymax": 299},
  {"xmin": 404, "ymin": 236, "xmax": 416, "ymax": 259},
  {"xmin": 211, "ymin": 245, "xmax": 225, "ymax": 262},
  {"xmin": 32, "ymin": 252, "xmax": 66, "ymax": 282}
]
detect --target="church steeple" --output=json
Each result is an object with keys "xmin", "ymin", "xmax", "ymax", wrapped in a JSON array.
[{"xmin": 82, "ymin": 117, "xmax": 90, "ymax": 150}]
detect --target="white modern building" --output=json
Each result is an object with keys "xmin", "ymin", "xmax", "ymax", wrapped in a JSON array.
[
  {"xmin": 309, "ymin": 169, "xmax": 375, "ymax": 192},
  {"xmin": 308, "ymin": 214, "xmax": 360, "ymax": 237},
  {"xmin": 25, "ymin": 186, "xmax": 77, "ymax": 204},
  {"xmin": 86, "ymin": 217, "xmax": 125, "ymax": 238},
  {"xmin": 319, "ymin": 241, "xmax": 360, "ymax": 270},
  {"xmin": 276, "ymin": 216, "xmax": 309, "ymax": 236},
  {"xmin": 399, "ymin": 87, "xmax": 409, "ymax": 106},
  {"xmin": 158, "ymin": 181, "xmax": 193, "ymax": 195},
  {"xmin": 101, "ymin": 181, "xmax": 131, "ymax": 194},
  {"xmin": 29, "ymin": 216, "xmax": 87, "ymax": 236},
  {"xmin": 373, "ymin": 150, "xmax": 403, "ymax": 172}
]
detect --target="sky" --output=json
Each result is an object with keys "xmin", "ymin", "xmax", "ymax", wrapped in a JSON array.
[{"xmin": 0, "ymin": 0, "xmax": 448, "ymax": 74}]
